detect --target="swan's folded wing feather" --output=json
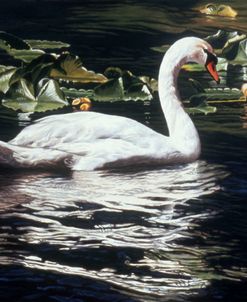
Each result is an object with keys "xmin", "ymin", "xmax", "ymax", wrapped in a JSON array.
[{"xmin": 9, "ymin": 111, "xmax": 180, "ymax": 166}]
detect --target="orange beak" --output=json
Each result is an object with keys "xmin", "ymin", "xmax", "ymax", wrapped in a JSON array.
[{"xmin": 206, "ymin": 61, "xmax": 220, "ymax": 84}]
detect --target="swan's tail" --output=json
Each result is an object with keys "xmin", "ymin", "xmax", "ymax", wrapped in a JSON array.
[
  {"xmin": 0, "ymin": 141, "xmax": 18, "ymax": 167},
  {"xmin": 0, "ymin": 141, "xmax": 73, "ymax": 169}
]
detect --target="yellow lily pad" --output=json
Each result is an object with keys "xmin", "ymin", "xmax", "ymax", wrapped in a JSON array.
[
  {"xmin": 199, "ymin": 3, "xmax": 238, "ymax": 18},
  {"xmin": 50, "ymin": 53, "xmax": 107, "ymax": 83}
]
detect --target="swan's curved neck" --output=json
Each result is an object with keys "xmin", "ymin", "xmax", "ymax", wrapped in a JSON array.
[{"xmin": 158, "ymin": 49, "xmax": 201, "ymax": 159}]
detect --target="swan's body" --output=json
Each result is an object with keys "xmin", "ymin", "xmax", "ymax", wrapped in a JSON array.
[{"xmin": 0, "ymin": 37, "xmax": 218, "ymax": 171}]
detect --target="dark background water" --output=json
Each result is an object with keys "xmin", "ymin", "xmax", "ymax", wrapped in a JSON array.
[{"xmin": 0, "ymin": 1, "xmax": 247, "ymax": 302}]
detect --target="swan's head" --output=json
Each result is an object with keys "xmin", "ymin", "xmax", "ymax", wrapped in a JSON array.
[
  {"xmin": 167, "ymin": 37, "xmax": 220, "ymax": 83},
  {"xmin": 182, "ymin": 37, "xmax": 220, "ymax": 83}
]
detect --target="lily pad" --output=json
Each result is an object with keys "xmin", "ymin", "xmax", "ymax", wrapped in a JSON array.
[
  {"xmin": 50, "ymin": 53, "xmax": 107, "ymax": 83},
  {"xmin": 205, "ymin": 30, "xmax": 247, "ymax": 65},
  {"xmin": 61, "ymin": 87, "xmax": 94, "ymax": 99},
  {"xmin": 0, "ymin": 67, "xmax": 16, "ymax": 93},
  {"xmin": 139, "ymin": 76, "xmax": 158, "ymax": 92},
  {"xmin": 104, "ymin": 67, "xmax": 123, "ymax": 78},
  {"xmin": 227, "ymin": 39, "xmax": 247, "ymax": 65},
  {"xmin": 188, "ymin": 78, "xmax": 242, "ymax": 105},
  {"xmin": 0, "ymin": 31, "xmax": 30, "ymax": 50},
  {"xmin": 205, "ymin": 30, "xmax": 242, "ymax": 49},
  {"xmin": 2, "ymin": 78, "xmax": 68, "ymax": 112},
  {"xmin": 150, "ymin": 45, "xmax": 170, "ymax": 54},
  {"xmin": 4, "ymin": 47, "xmax": 45, "ymax": 63},
  {"xmin": 186, "ymin": 104, "xmax": 217, "ymax": 115},
  {"xmin": 25, "ymin": 39, "xmax": 70, "ymax": 49},
  {"xmin": 125, "ymin": 83, "xmax": 153, "ymax": 101},
  {"xmin": 199, "ymin": 3, "xmax": 237, "ymax": 18},
  {"xmin": 94, "ymin": 78, "xmax": 124, "ymax": 102},
  {"xmin": 35, "ymin": 79, "xmax": 68, "ymax": 112}
]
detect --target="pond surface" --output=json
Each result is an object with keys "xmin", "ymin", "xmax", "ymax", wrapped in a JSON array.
[{"xmin": 0, "ymin": 1, "xmax": 247, "ymax": 301}]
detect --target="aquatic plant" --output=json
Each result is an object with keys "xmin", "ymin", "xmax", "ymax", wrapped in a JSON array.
[
  {"xmin": 0, "ymin": 32, "xmax": 152, "ymax": 114},
  {"xmin": 198, "ymin": 3, "xmax": 238, "ymax": 18},
  {"xmin": 0, "ymin": 31, "xmax": 246, "ymax": 117}
]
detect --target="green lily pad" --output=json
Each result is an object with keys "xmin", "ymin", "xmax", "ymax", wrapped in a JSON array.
[
  {"xmin": 139, "ymin": 76, "xmax": 158, "ymax": 92},
  {"xmin": 5, "ymin": 48, "xmax": 45, "ymax": 63},
  {"xmin": 150, "ymin": 45, "xmax": 170, "ymax": 54},
  {"xmin": 25, "ymin": 39, "xmax": 70, "ymax": 49},
  {"xmin": 0, "ymin": 31, "xmax": 30, "ymax": 50},
  {"xmin": 61, "ymin": 87, "xmax": 94, "ymax": 99},
  {"xmin": 2, "ymin": 78, "xmax": 68, "ymax": 112},
  {"xmin": 186, "ymin": 105, "xmax": 217, "ymax": 115},
  {"xmin": 125, "ymin": 83, "xmax": 153, "ymax": 101},
  {"xmin": 3, "ymin": 79, "xmax": 36, "ymax": 112},
  {"xmin": 188, "ymin": 78, "xmax": 242, "ymax": 106},
  {"xmin": 205, "ymin": 30, "xmax": 243, "ymax": 49},
  {"xmin": 228, "ymin": 39, "xmax": 247, "ymax": 64},
  {"xmin": 35, "ymin": 79, "xmax": 68, "ymax": 112},
  {"xmin": 0, "ymin": 33, "xmax": 44, "ymax": 63},
  {"xmin": 104, "ymin": 67, "xmax": 123, "ymax": 78},
  {"xmin": 0, "ymin": 67, "xmax": 16, "ymax": 93},
  {"xmin": 205, "ymin": 30, "xmax": 247, "ymax": 65},
  {"xmin": 94, "ymin": 78, "xmax": 124, "ymax": 102}
]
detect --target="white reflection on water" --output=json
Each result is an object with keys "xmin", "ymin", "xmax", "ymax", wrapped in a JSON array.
[{"xmin": 0, "ymin": 161, "xmax": 229, "ymax": 298}]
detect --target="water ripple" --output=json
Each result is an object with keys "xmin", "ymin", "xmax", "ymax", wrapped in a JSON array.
[{"xmin": 0, "ymin": 161, "xmax": 233, "ymax": 301}]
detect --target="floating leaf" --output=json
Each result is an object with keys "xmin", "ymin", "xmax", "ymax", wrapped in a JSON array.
[
  {"xmin": 2, "ymin": 79, "xmax": 36, "ymax": 112},
  {"xmin": 104, "ymin": 67, "xmax": 123, "ymax": 78},
  {"xmin": 0, "ymin": 34, "xmax": 44, "ymax": 63},
  {"xmin": 50, "ymin": 53, "xmax": 107, "ymax": 83},
  {"xmin": 94, "ymin": 78, "xmax": 124, "ymax": 102},
  {"xmin": 6, "ymin": 54, "xmax": 57, "ymax": 88},
  {"xmin": 205, "ymin": 30, "xmax": 247, "ymax": 65},
  {"xmin": 25, "ymin": 39, "xmax": 70, "ymax": 49},
  {"xmin": 0, "ymin": 31, "xmax": 30, "ymax": 50},
  {"xmin": 189, "ymin": 87, "xmax": 242, "ymax": 106},
  {"xmin": 0, "ymin": 65, "xmax": 16, "ymax": 73},
  {"xmin": 205, "ymin": 30, "xmax": 242, "ymax": 49},
  {"xmin": 34, "ymin": 79, "xmax": 68, "ymax": 112},
  {"xmin": 228, "ymin": 39, "xmax": 247, "ymax": 65},
  {"xmin": 61, "ymin": 87, "xmax": 94, "ymax": 99},
  {"xmin": 22, "ymin": 54, "xmax": 57, "ymax": 86},
  {"xmin": 8, "ymin": 49, "xmax": 45, "ymax": 63},
  {"xmin": 188, "ymin": 78, "xmax": 205, "ymax": 93},
  {"xmin": 2, "ymin": 78, "xmax": 68, "ymax": 112},
  {"xmin": 186, "ymin": 105, "xmax": 217, "ymax": 115},
  {"xmin": 221, "ymin": 34, "xmax": 247, "ymax": 61},
  {"xmin": 182, "ymin": 63, "xmax": 204, "ymax": 72},
  {"xmin": 125, "ymin": 83, "xmax": 153, "ymax": 101},
  {"xmin": 139, "ymin": 76, "xmax": 158, "ymax": 92},
  {"xmin": 150, "ymin": 45, "xmax": 170, "ymax": 53},
  {"xmin": 199, "ymin": 3, "xmax": 237, "ymax": 17},
  {"xmin": 0, "ymin": 67, "xmax": 16, "ymax": 93}
]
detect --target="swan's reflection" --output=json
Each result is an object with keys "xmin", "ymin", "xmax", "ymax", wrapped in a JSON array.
[{"xmin": 0, "ymin": 161, "xmax": 229, "ymax": 297}]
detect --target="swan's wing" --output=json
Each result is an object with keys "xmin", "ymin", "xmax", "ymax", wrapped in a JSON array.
[
  {"xmin": 8, "ymin": 111, "xmax": 183, "ymax": 170},
  {"xmin": 10, "ymin": 112, "xmax": 115, "ymax": 147},
  {"xmin": 10, "ymin": 111, "xmax": 159, "ymax": 148},
  {"xmin": 9, "ymin": 111, "xmax": 180, "ymax": 165}
]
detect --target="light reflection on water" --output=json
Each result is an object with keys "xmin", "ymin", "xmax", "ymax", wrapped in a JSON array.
[{"xmin": 0, "ymin": 161, "xmax": 232, "ymax": 300}]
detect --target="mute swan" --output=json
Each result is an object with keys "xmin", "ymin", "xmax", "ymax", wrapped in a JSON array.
[{"xmin": 0, "ymin": 37, "xmax": 219, "ymax": 171}]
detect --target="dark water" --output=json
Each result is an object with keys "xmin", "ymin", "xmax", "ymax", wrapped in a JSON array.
[{"xmin": 1, "ymin": 1, "xmax": 247, "ymax": 301}]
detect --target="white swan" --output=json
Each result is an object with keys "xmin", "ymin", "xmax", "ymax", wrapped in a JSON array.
[{"xmin": 0, "ymin": 37, "xmax": 219, "ymax": 171}]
